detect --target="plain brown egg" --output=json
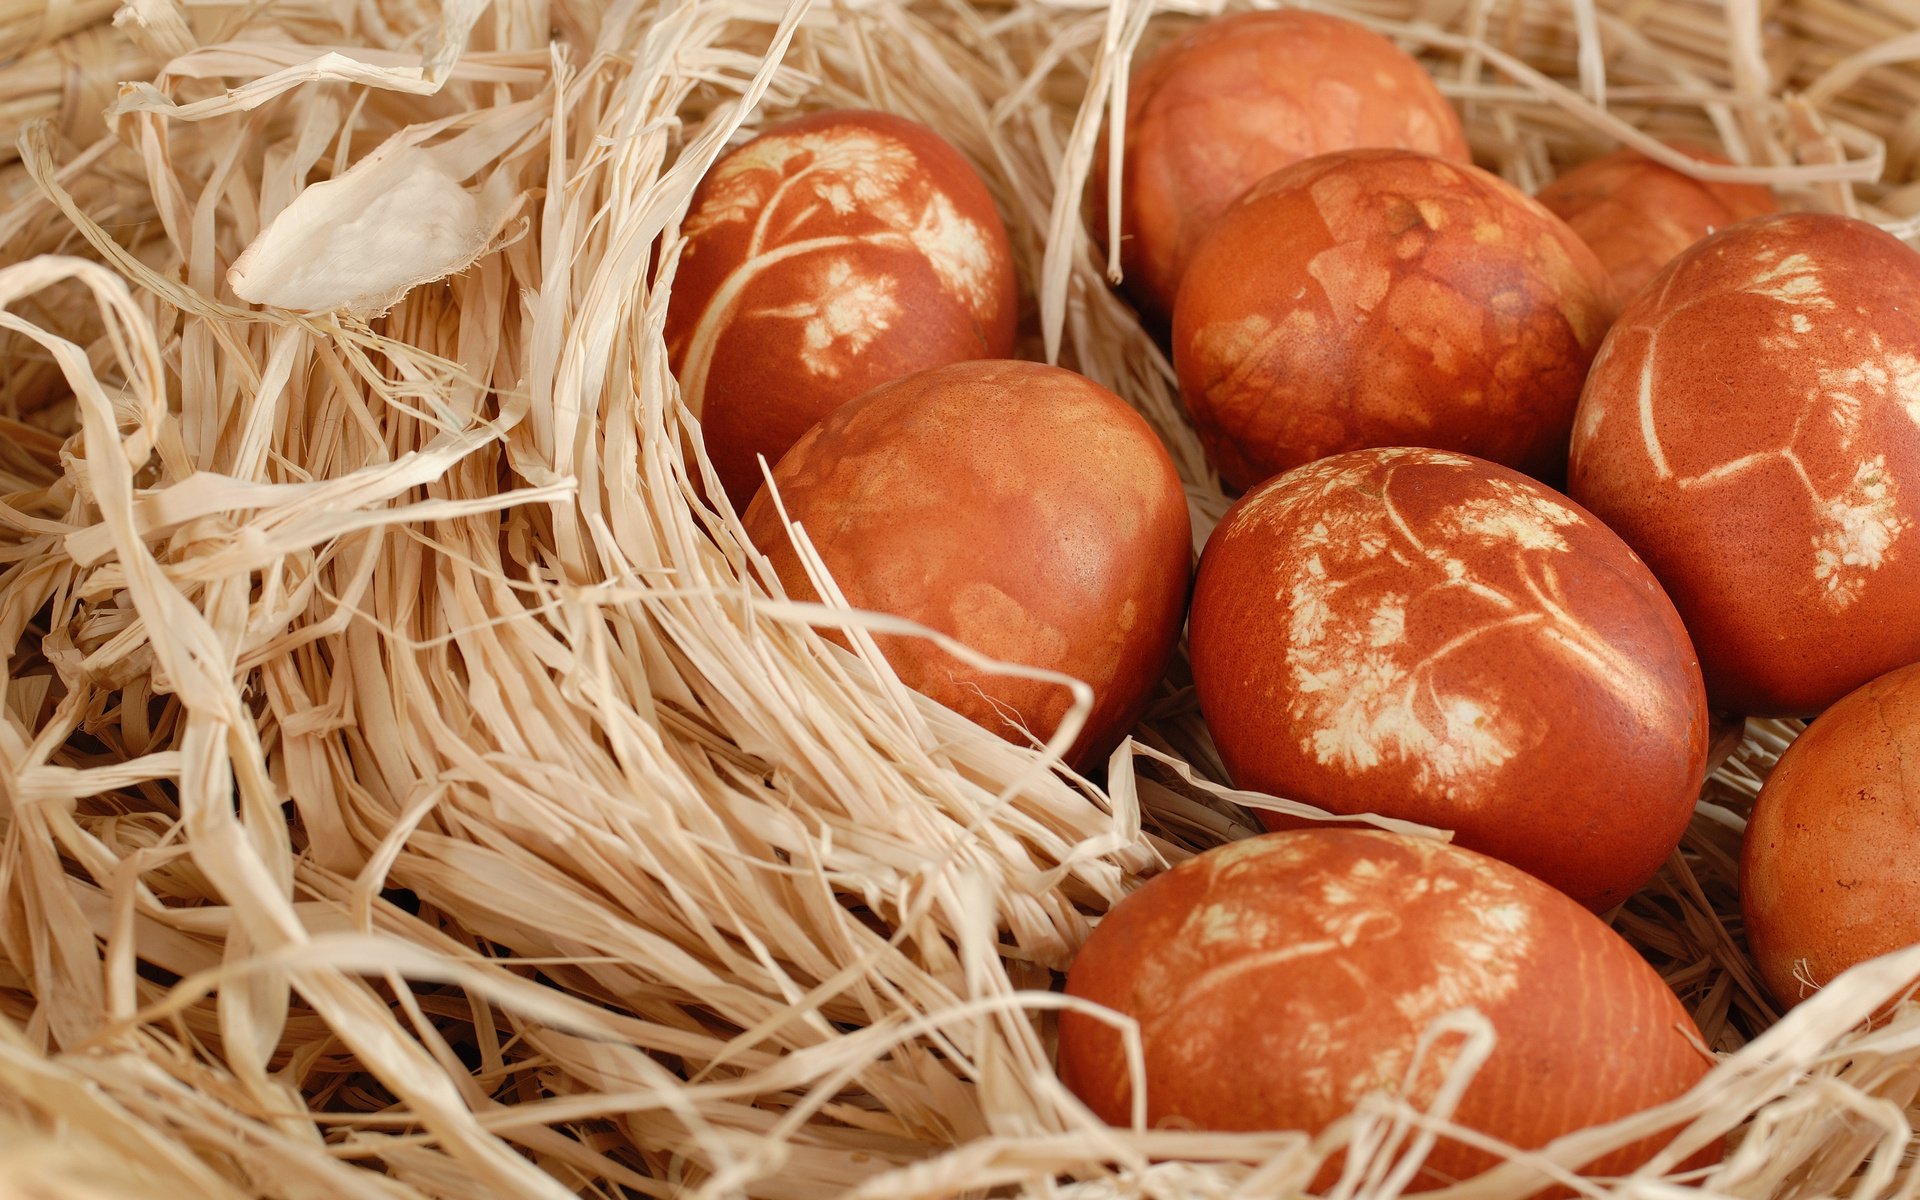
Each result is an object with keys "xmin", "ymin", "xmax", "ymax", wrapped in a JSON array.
[
  {"xmin": 1741, "ymin": 661, "xmax": 1920, "ymax": 1010},
  {"xmin": 1188, "ymin": 447, "xmax": 1708, "ymax": 910},
  {"xmin": 666, "ymin": 109, "xmax": 1018, "ymax": 509},
  {"xmin": 1109, "ymin": 10, "xmax": 1468, "ymax": 324},
  {"xmin": 1568, "ymin": 212, "xmax": 1920, "ymax": 716},
  {"xmin": 1058, "ymin": 829, "xmax": 1718, "ymax": 1186},
  {"xmin": 1172, "ymin": 149, "xmax": 1615, "ymax": 492},
  {"xmin": 741, "ymin": 360, "xmax": 1192, "ymax": 768},
  {"xmin": 1536, "ymin": 143, "xmax": 1778, "ymax": 304}
]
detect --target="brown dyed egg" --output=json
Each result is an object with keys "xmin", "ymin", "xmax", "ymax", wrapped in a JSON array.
[
  {"xmin": 1537, "ymin": 143, "xmax": 1778, "ymax": 304},
  {"xmin": 1059, "ymin": 829, "xmax": 1717, "ymax": 1185},
  {"xmin": 1569, "ymin": 213, "xmax": 1920, "ymax": 716},
  {"xmin": 742, "ymin": 360, "xmax": 1191, "ymax": 767},
  {"xmin": 1172, "ymin": 149, "xmax": 1615, "ymax": 492},
  {"xmin": 1189, "ymin": 447, "xmax": 1708, "ymax": 910},
  {"xmin": 1110, "ymin": 10, "xmax": 1468, "ymax": 323},
  {"xmin": 666, "ymin": 109, "xmax": 1018, "ymax": 508},
  {"xmin": 1741, "ymin": 661, "xmax": 1920, "ymax": 1010}
]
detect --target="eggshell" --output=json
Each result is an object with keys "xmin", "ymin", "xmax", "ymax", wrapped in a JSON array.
[
  {"xmin": 1110, "ymin": 10, "xmax": 1469, "ymax": 323},
  {"xmin": 666, "ymin": 110, "xmax": 1018, "ymax": 508},
  {"xmin": 1536, "ymin": 143, "xmax": 1777, "ymax": 303},
  {"xmin": 1188, "ymin": 447, "xmax": 1708, "ymax": 910},
  {"xmin": 1172, "ymin": 149, "xmax": 1615, "ymax": 492},
  {"xmin": 1058, "ymin": 829, "xmax": 1716, "ymax": 1185},
  {"xmin": 1568, "ymin": 212, "xmax": 1920, "ymax": 715},
  {"xmin": 741, "ymin": 360, "xmax": 1192, "ymax": 767},
  {"xmin": 1741, "ymin": 661, "xmax": 1920, "ymax": 1010}
]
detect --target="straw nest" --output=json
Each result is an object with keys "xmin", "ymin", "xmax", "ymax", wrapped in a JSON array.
[{"xmin": 3, "ymin": 0, "xmax": 1920, "ymax": 1196}]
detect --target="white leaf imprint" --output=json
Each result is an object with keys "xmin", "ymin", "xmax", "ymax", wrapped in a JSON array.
[
  {"xmin": 1170, "ymin": 839, "xmax": 1536, "ymax": 1107},
  {"xmin": 1742, "ymin": 253, "xmax": 1834, "ymax": 309},
  {"xmin": 685, "ymin": 130, "xmax": 920, "ymax": 242},
  {"xmin": 1444, "ymin": 478, "xmax": 1581, "ymax": 552},
  {"xmin": 1813, "ymin": 457, "xmax": 1908, "ymax": 607},
  {"xmin": 751, "ymin": 259, "xmax": 901, "ymax": 378},
  {"xmin": 1276, "ymin": 456, "xmax": 1575, "ymax": 794},
  {"xmin": 901, "ymin": 189, "xmax": 997, "ymax": 311},
  {"xmin": 1260, "ymin": 452, "xmax": 1683, "ymax": 796}
]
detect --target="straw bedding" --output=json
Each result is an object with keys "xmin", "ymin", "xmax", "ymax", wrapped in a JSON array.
[{"xmin": 2, "ymin": 0, "xmax": 1919, "ymax": 1196}]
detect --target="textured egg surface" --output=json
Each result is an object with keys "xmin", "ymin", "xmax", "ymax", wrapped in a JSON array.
[
  {"xmin": 1173, "ymin": 149, "xmax": 1614, "ymax": 492},
  {"xmin": 1110, "ymin": 9, "xmax": 1468, "ymax": 323},
  {"xmin": 1568, "ymin": 212, "xmax": 1920, "ymax": 716},
  {"xmin": 1058, "ymin": 829, "xmax": 1715, "ymax": 1186},
  {"xmin": 1536, "ymin": 143, "xmax": 1777, "ymax": 304},
  {"xmin": 742, "ymin": 360, "xmax": 1192, "ymax": 768},
  {"xmin": 1188, "ymin": 447, "xmax": 1708, "ymax": 910},
  {"xmin": 1742, "ymin": 660, "xmax": 1920, "ymax": 1009},
  {"xmin": 666, "ymin": 109, "xmax": 1018, "ymax": 507}
]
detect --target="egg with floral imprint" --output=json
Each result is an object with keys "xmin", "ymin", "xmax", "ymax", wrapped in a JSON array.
[
  {"xmin": 1536, "ymin": 142, "xmax": 1777, "ymax": 303},
  {"xmin": 1109, "ymin": 9, "xmax": 1469, "ymax": 324},
  {"xmin": 1742, "ymin": 660, "xmax": 1920, "ymax": 1011},
  {"xmin": 1569, "ymin": 213, "xmax": 1920, "ymax": 716},
  {"xmin": 1059, "ymin": 829, "xmax": 1718, "ymax": 1186},
  {"xmin": 667, "ymin": 109, "xmax": 1018, "ymax": 508},
  {"xmin": 742, "ymin": 360, "xmax": 1191, "ymax": 768},
  {"xmin": 1173, "ymin": 149, "xmax": 1615, "ymax": 492},
  {"xmin": 1189, "ymin": 447, "xmax": 1708, "ymax": 910}
]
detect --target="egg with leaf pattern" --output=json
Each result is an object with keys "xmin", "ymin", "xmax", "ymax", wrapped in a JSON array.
[
  {"xmin": 1189, "ymin": 447, "xmax": 1708, "ymax": 910},
  {"xmin": 1569, "ymin": 213, "xmax": 1920, "ymax": 716},
  {"xmin": 1059, "ymin": 829, "xmax": 1718, "ymax": 1186},
  {"xmin": 668, "ymin": 109, "xmax": 1018, "ymax": 508}
]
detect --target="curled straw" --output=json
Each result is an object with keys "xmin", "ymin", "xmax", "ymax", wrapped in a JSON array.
[
  {"xmin": 1, "ymin": 0, "xmax": 1919, "ymax": 1198},
  {"xmin": 0, "ymin": 24, "xmax": 153, "ymax": 163},
  {"xmin": 0, "ymin": 0, "xmax": 119, "ymax": 61}
]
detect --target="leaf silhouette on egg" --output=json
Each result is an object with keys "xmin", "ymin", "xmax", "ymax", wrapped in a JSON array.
[
  {"xmin": 683, "ymin": 131, "xmax": 920, "ymax": 243},
  {"xmin": 1247, "ymin": 450, "xmax": 1661, "ymax": 798},
  {"xmin": 750, "ymin": 259, "xmax": 902, "ymax": 378}
]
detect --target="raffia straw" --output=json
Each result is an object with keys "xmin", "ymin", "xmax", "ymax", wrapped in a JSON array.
[
  {"xmin": 0, "ymin": 0, "xmax": 119, "ymax": 61},
  {"xmin": 0, "ymin": 25, "xmax": 154, "ymax": 164},
  {"xmin": 3, "ymin": 0, "xmax": 1920, "ymax": 1197}
]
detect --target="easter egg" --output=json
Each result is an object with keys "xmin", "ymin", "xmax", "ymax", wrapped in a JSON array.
[
  {"xmin": 667, "ymin": 109, "xmax": 1018, "ymax": 508},
  {"xmin": 1172, "ymin": 149, "xmax": 1615, "ymax": 492},
  {"xmin": 741, "ymin": 360, "xmax": 1191, "ymax": 767},
  {"xmin": 1110, "ymin": 10, "xmax": 1468, "ymax": 323},
  {"xmin": 1537, "ymin": 143, "xmax": 1777, "ymax": 303},
  {"xmin": 1741, "ymin": 661, "xmax": 1920, "ymax": 1009},
  {"xmin": 1058, "ymin": 829, "xmax": 1717, "ymax": 1185},
  {"xmin": 1569, "ymin": 212, "xmax": 1920, "ymax": 715},
  {"xmin": 1188, "ymin": 447, "xmax": 1708, "ymax": 910}
]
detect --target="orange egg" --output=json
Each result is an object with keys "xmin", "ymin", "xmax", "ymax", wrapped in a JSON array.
[
  {"xmin": 1188, "ymin": 447, "xmax": 1708, "ymax": 910},
  {"xmin": 1172, "ymin": 149, "xmax": 1614, "ymax": 492},
  {"xmin": 1536, "ymin": 143, "xmax": 1778, "ymax": 303},
  {"xmin": 1569, "ymin": 213, "xmax": 1920, "ymax": 716},
  {"xmin": 1059, "ymin": 829, "xmax": 1717, "ymax": 1186},
  {"xmin": 742, "ymin": 360, "xmax": 1191, "ymax": 768},
  {"xmin": 1109, "ymin": 10, "xmax": 1468, "ymax": 324},
  {"xmin": 667, "ymin": 110, "xmax": 1018, "ymax": 508},
  {"xmin": 1741, "ymin": 661, "xmax": 1920, "ymax": 1010}
]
